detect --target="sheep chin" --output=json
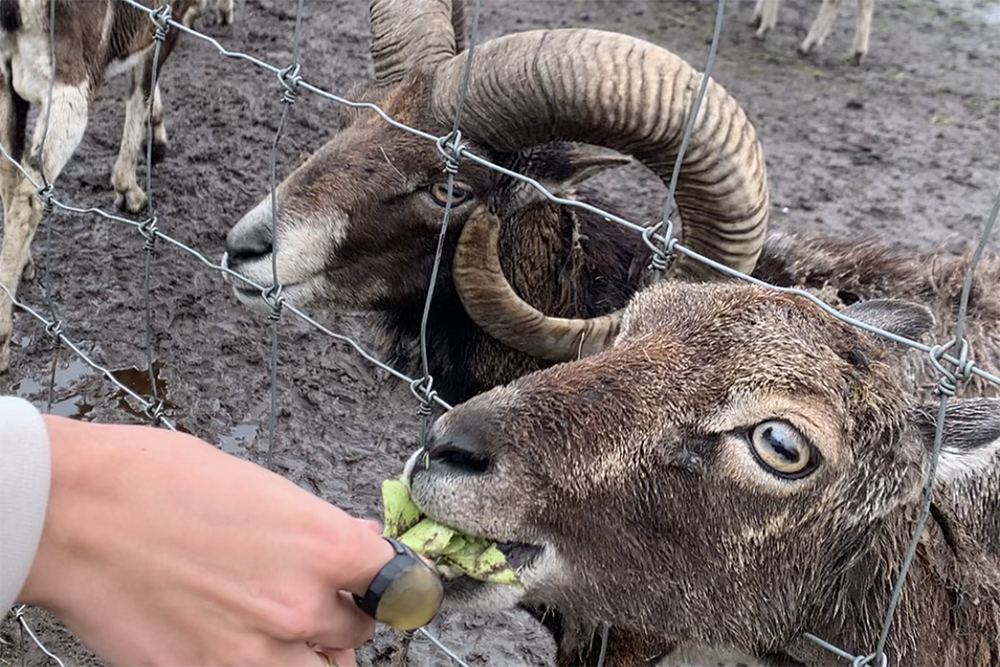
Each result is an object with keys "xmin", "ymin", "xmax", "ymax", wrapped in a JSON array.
[{"xmin": 441, "ymin": 574, "xmax": 526, "ymax": 613}]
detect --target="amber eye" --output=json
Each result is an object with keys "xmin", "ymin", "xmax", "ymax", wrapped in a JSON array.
[
  {"xmin": 428, "ymin": 181, "xmax": 472, "ymax": 206},
  {"xmin": 749, "ymin": 420, "xmax": 819, "ymax": 479}
]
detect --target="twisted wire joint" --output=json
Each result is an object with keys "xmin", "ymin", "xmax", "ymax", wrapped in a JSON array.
[
  {"xmin": 150, "ymin": 4, "xmax": 172, "ymax": 42},
  {"xmin": 144, "ymin": 398, "xmax": 166, "ymax": 424},
  {"xmin": 642, "ymin": 218, "xmax": 676, "ymax": 273},
  {"xmin": 139, "ymin": 216, "xmax": 159, "ymax": 252},
  {"xmin": 43, "ymin": 319, "xmax": 63, "ymax": 340},
  {"xmin": 435, "ymin": 131, "xmax": 465, "ymax": 175},
  {"xmin": 36, "ymin": 183, "xmax": 55, "ymax": 214},
  {"xmin": 262, "ymin": 285, "xmax": 285, "ymax": 322},
  {"xmin": 852, "ymin": 652, "xmax": 887, "ymax": 667},
  {"xmin": 278, "ymin": 63, "xmax": 302, "ymax": 105},
  {"xmin": 930, "ymin": 337, "xmax": 974, "ymax": 397},
  {"xmin": 409, "ymin": 375, "xmax": 437, "ymax": 417}
]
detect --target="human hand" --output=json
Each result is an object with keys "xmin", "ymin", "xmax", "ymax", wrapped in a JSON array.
[{"xmin": 16, "ymin": 415, "xmax": 396, "ymax": 666}]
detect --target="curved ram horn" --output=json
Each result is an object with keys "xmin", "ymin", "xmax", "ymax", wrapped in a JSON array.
[
  {"xmin": 454, "ymin": 207, "xmax": 622, "ymax": 362},
  {"xmin": 435, "ymin": 29, "xmax": 769, "ymax": 359},
  {"xmin": 451, "ymin": 0, "xmax": 467, "ymax": 54},
  {"xmin": 369, "ymin": 0, "xmax": 462, "ymax": 82}
]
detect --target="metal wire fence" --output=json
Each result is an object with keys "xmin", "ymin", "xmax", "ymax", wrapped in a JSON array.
[{"xmin": 1, "ymin": 0, "xmax": 998, "ymax": 666}]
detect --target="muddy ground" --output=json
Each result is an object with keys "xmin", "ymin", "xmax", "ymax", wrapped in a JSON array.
[{"xmin": 1, "ymin": 0, "xmax": 997, "ymax": 665}]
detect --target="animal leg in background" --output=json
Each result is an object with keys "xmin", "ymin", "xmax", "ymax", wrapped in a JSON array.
[
  {"xmin": 850, "ymin": 0, "xmax": 875, "ymax": 63},
  {"xmin": 0, "ymin": 66, "xmax": 28, "ymax": 210},
  {"xmin": 752, "ymin": 0, "xmax": 781, "ymax": 37},
  {"xmin": 0, "ymin": 81, "xmax": 89, "ymax": 370},
  {"xmin": 800, "ymin": 0, "xmax": 847, "ymax": 54},
  {"xmin": 217, "ymin": 0, "xmax": 235, "ymax": 26},
  {"xmin": 149, "ymin": 82, "xmax": 168, "ymax": 164},
  {"xmin": 111, "ymin": 29, "xmax": 181, "ymax": 213}
]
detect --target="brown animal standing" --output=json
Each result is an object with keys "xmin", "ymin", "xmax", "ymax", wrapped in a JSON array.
[{"xmin": 0, "ymin": 0, "xmax": 234, "ymax": 371}]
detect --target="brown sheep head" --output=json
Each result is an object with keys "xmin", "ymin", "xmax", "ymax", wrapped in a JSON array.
[
  {"xmin": 223, "ymin": 0, "xmax": 770, "ymax": 362},
  {"xmin": 405, "ymin": 280, "xmax": 1000, "ymax": 656}
]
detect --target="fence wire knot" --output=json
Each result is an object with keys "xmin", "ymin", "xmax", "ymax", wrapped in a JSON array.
[
  {"xmin": 435, "ymin": 131, "xmax": 465, "ymax": 175},
  {"xmin": 150, "ymin": 4, "xmax": 172, "ymax": 42},
  {"xmin": 36, "ymin": 183, "xmax": 55, "ymax": 214},
  {"xmin": 277, "ymin": 63, "xmax": 302, "ymax": 105},
  {"xmin": 262, "ymin": 285, "xmax": 285, "ymax": 322},
  {"xmin": 43, "ymin": 319, "xmax": 63, "ymax": 340},
  {"xmin": 930, "ymin": 337, "xmax": 974, "ymax": 397},
  {"xmin": 139, "ymin": 216, "xmax": 159, "ymax": 252},
  {"xmin": 410, "ymin": 375, "xmax": 437, "ymax": 416},
  {"xmin": 143, "ymin": 397, "xmax": 166, "ymax": 423},
  {"xmin": 852, "ymin": 652, "xmax": 887, "ymax": 667},
  {"xmin": 642, "ymin": 218, "xmax": 677, "ymax": 273}
]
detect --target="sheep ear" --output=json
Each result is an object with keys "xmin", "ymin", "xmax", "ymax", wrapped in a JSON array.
[
  {"xmin": 911, "ymin": 398, "xmax": 1000, "ymax": 484},
  {"xmin": 841, "ymin": 299, "xmax": 935, "ymax": 342},
  {"xmin": 536, "ymin": 144, "xmax": 634, "ymax": 194}
]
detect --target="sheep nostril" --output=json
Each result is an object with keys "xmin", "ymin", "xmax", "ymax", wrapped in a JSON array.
[
  {"xmin": 226, "ymin": 225, "xmax": 273, "ymax": 265},
  {"xmin": 425, "ymin": 434, "xmax": 492, "ymax": 475}
]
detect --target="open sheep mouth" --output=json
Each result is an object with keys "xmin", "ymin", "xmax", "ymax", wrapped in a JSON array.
[
  {"xmin": 497, "ymin": 541, "xmax": 543, "ymax": 570},
  {"xmin": 434, "ymin": 540, "xmax": 542, "ymax": 585}
]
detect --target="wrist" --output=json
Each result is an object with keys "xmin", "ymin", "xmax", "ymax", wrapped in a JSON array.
[{"xmin": 17, "ymin": 417, "xmax": 123, "ymax": 609}]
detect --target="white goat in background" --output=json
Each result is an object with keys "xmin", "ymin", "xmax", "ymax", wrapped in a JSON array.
[
  {"xmin": 0, "ymin": 0, "xmax": 233, "ymax": 371},
  {"xmin": 752, "ymin": 0, "xmax": 876, "ymax": 63}
]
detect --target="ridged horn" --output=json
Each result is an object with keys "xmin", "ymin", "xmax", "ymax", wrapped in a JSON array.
[
  {"xmin": 437, "ymin": 29, "xmax": 769, "ymax": 360},
  {"xmin": 433, "ymin": 29, "xmax": 769, "ymax": 276},
  {"xmin": 454, "ymin": 207, "xmax": 622, "ymax": 362},
  {"xmin": 369, "ymin": 0, "xmax": 461, "ymax": 83}
]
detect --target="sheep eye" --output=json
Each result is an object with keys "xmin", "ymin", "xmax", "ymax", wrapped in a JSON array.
[
  {"xmin": 429, "ymin": 181, "xmax": 472, "ymax": 206},
  {"xmin": 748, "ymin": 420, "xmax": 819, "ymax": 479}
]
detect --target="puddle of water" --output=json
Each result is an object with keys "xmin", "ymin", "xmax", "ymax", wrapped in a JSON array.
[
  {"xmin": 111, "ymin": 360, "xmax": 177, "ymax": 418},
  {"xmin": 49, "ymin": 395, "xmax": 94, "ymax": 420},
  {"xmin": 219, "ymin": 422, "xmax": 259, "ymax": 454},
  {"xmin": 10, "ymin": 357, "xmax": 97, "ymax": 420}
]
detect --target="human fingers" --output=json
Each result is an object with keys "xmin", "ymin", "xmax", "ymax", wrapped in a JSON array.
[
  {"xmin": 308, "ymin": 589, "xmax": 378, "ymax": 650},
  {"xmin": 324, "ymin": 519, "xmax": 397, "ymax": 597},
  {"xmin": 311, "ymin": 647, "xmax": 356, "ymax": 667},
  {"xmin": 356, "ymin": 518, "xmax": 382, "ymax": 535}
]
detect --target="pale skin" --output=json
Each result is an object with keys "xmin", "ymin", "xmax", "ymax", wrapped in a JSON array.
[{"xmin": 15, "ymin": 415, "xmax": 396, "ymax": 667}]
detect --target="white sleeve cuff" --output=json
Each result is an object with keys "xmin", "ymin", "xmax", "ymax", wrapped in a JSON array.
[{"xmin": 0, "ymin": 397, "xmax": 52, "ymax": 610}]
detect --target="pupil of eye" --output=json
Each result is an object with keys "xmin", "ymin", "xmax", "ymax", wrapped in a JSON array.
[
  {"xmin": 431, "ymin": 184, "xmax": 468, "ymax": 202},
  {"xmin": 764, "ymin": 425, "xmax": 801, "ymax": 464}
]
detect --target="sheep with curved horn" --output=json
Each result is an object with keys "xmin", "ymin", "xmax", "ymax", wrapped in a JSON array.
[{"xmin": 223, "ymin": 0, "xmax": 770, "ymax": 405}]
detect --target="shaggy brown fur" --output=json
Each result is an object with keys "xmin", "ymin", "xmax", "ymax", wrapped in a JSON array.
[{"xmin": 409, "ymin": 281, "xmax": 1000, "ymax": 666}]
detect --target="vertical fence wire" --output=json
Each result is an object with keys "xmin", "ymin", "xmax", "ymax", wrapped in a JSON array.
[
  {"xmin": 2, "ymin": 0, "xmax": 998, "ymax": 665},
  {"xmin": 415, "ymin": 0, "xmax": 485, "ymax": 439},
  {"xmin": 38, "ymin": 0, "xmax": 61, "ymax": 414},
  {"xmin": 648, "ymin": 0, "xmax": 727, "ymax": 281},
  {"xmin": 260, "ymin": 0, "xmax": 306, "ymax": 469},
  {"xmin": 139, "ymin": 5, "xmax": 170, "ymax": 423},
  {"xmin": 869, "ymin": 191, "xmax": 997, "ymax": 662}
]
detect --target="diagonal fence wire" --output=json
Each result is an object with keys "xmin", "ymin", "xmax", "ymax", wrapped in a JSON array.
[{"xmin": 1, "ymin": 0, "xmax": 997, "ymax": 665}]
